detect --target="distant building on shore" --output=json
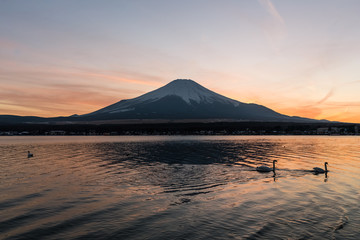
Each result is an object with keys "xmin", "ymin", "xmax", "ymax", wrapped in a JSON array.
[
  {"xmin": 317, "ymin": 128, "xmax": 329, "ymax": 135},
  {"xmin": 48, "ymin": 130, "xmax": 66, "ymax": 135}
]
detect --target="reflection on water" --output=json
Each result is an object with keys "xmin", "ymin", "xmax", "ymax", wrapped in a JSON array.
[{"xmin": 0, "ymin": 136, "xmax": 359, "ymax": 239}]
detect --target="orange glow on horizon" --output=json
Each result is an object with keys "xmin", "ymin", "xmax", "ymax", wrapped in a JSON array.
[{"xmin": 0, "ymin": 81, "xmax": 359, "ymax": 123}]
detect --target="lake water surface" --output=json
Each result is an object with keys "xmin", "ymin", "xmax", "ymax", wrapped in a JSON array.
[{"xmin": 0, "ymin": 136, "xmax": 359, "ymax": 239}]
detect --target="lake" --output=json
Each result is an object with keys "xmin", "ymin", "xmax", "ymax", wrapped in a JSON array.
[{"xmin": 0, "ymin": 136, "xmax": 359, "ymax": 239}]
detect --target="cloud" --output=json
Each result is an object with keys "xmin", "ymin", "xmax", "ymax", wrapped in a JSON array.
[
  {"xmin": 0, "ymin": 66, "xmax": 160, "ymax": 117},
  {"xmin": 317, "ymin": 88, "xmax": 335, "ymax": 104},
  {"xmin": 0, "ymin": 83, "xmax": 121, "ymax": 116},
  {"xmin": 258, "ymin": 0, "xmax": 285, "ymax": 25},
  {"xmin": 258, "ymin": 0, "xmax": 286, "ymax": 51}
]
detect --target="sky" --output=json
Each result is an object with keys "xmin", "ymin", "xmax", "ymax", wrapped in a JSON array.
[{"xmin": 1, "ymin": 0, "xmax": 360, "ymax": 123}]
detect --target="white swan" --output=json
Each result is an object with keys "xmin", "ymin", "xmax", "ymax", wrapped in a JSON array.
[
  {"xmin": 313, "ymin": 162, "xmax": 328, "ymax": 174},
  {"xmin": 27, "ymin": 151, "xmax": 33, "ymax": 158},
  {"xmin": 256, "ymin": 160, "xmax": 277, "ymax": 173}
]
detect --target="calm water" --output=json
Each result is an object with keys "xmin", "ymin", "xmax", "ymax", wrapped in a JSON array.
[{"xmin": 0, "ymin": 136, "xmax": 359, "ymax": 239}]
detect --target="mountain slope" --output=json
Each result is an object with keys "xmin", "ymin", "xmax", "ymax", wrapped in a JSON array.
[
  {"xmin": 83, "ymin": 79, "xmax": 309, "ymax": 122},
  {"xmin": 0, "ymin": 79, "xmax": 326, "ymax": 124}
]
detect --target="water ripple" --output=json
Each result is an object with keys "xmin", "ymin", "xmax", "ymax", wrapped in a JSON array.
[{"xmin": 0, "ymin": 136, "xmax": 359, "ymax": 239}]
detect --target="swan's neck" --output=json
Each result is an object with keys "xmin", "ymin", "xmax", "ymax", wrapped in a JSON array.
[
  {"xmin": 325, "ymin": 163, "xmax": 328, "ymax": 172},
  {"xmin": 273, "ymin": 161, "xmax": 276, "ymax": 172}
]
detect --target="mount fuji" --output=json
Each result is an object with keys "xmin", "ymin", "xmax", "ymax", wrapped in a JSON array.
[
  {"xmin": 0, "ymin": 79, "xmax": 324, "ymax": 124},
  {"xmin": 81, "ymin": 79, "xmax": 312, "ymax": 122}
]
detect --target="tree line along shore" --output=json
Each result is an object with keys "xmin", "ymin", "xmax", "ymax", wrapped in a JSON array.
[{"xmin": 0, "ymin": 122, "xmax": 359, "ymax": 136}]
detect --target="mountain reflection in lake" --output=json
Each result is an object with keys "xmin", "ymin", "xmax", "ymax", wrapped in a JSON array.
[{"xmin": 0, "ymin": 136, "xmax": 359, "ymax": 239}]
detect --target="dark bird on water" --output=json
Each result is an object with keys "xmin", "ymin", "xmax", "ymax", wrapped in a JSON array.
[
  {"xmin": 313, "ymin": 162, "xmax": 328, "ymax": 174},
  {"xmin": 256, "ymin": 160, "xmax": 277, "ymax": 173}
]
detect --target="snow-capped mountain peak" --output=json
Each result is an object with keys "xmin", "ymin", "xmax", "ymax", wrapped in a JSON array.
[
  {"xmin": 88, "ymin": 79, "xmax": 240, "ymax": 115},
  {"xmin": 133, "ymin": 79, "xmax": 240, "ymax": 106},
  {"xmin": 0, "ymin": 79, "xmax": 324, "ymax": 124},
  {"xmin": 85, "ymin": 79, "xmax": 295, "ymax": 122}
]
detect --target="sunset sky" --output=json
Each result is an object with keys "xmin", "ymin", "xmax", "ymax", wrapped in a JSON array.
[{"xmin": 1, "ymin": 0, "xmax": 360, "ymax": 123}]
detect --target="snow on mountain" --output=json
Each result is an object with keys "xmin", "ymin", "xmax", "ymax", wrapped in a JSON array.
[
  {"xmin": 134, "ymin": 79, "xmax": 240, "ymax": 106},
  {"xmin": 0, "ymin": 79, "xmax": 325, "ymax": 124},
  {"xmin": 84, "ymin": 79, "xmax": 309, "ymax": 122},
  {"xmin": 89, "ymin": 79, "xmax": 240, "ymax": 115}
]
